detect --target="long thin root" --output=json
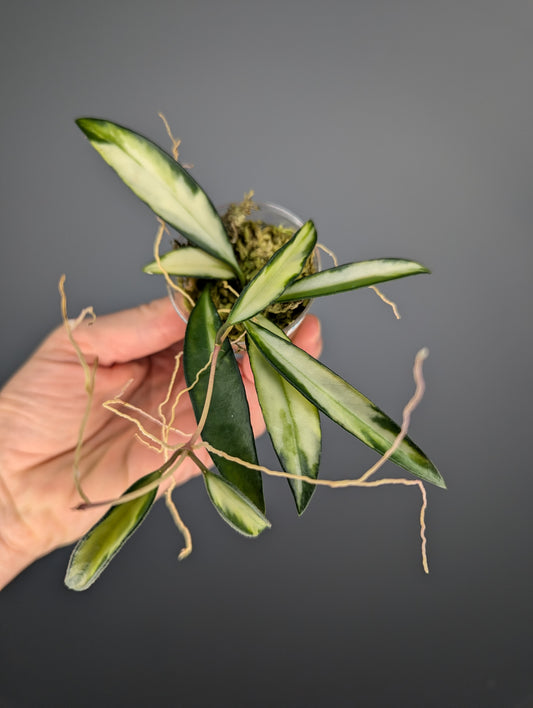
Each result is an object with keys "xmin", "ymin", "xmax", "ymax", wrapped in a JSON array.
[
  {"xmin": 59, "ymin": 275, "xmax": 96, "ymax": 504},
  {"xmin": 165, "ymin": 479, "xmax": 193, "ymax": 560},
  {"xmin": 369, "ymin": 285, "xmax": 401, "ymax": 319}
]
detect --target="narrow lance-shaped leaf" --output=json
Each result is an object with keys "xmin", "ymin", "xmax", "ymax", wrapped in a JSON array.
[
  {"xmin": 278, "ymin": 259, "xmax": 430, "ymax": 301},
  {"xmin": 183, "ymin": 287, "xmax": 265, "ymax": 512},
  {"xmin": 64, "ymin": 469, "xmax": 162, "ymax": 591},
  {"xmin": 76, "ymin": 118, "xmax": 243, "ymax": 281},
  {"xmin": 247, "ymin": 315, "xmax": 321, "ymax": 514},
  {"xmin": 245, "ymin": 321, "xmax": 445, "ymax": 488},
  {"xmin": 203, "ymin": 471, "xmax": 271, "ymax": 537},
  {"xmin": 144, "ymin": 246, "xmax": 236, "ymax": 279},
  {"xmin": 225, "ymin": 220, "xmax": 317, "ymax": 327}
]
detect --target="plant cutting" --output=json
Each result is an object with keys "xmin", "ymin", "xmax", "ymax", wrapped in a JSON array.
[{"xmin": 63, "ymin": 117, "xmax": 444, "ymax": 591}]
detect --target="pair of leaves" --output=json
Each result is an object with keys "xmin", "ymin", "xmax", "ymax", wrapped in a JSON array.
[
  {"xmin": 245, "ymin": 320, "xmax": 445, "ymax": 489},
  {"xmin": 64, "ymin": 442, "xmax": 269, "ymax": 592},
  {"xmin": 248, "ymin": 316, "xmax": 321, "ymax": 514},
  {"xmin": 76, "ymin": 118, "xmax": 243, "ymax": 283}
]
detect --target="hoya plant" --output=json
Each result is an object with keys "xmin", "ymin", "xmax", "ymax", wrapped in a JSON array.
[{"xmin": 64, "ymin": 117, "xmax": 444, "ymax": 591}]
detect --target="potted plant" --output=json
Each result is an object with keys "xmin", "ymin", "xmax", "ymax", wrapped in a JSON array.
[{"xmin": 64, "ymin": 118, "xmax": 444, "ymax": 591}]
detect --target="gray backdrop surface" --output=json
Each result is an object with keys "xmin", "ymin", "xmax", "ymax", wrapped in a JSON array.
[{"xmin": 1, "ymin": 1, "xmax": 532, "ymax": 706}]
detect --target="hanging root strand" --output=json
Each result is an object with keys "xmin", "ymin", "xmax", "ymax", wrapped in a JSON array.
[
  {"xmin": 369, "ymin": 285, "xmax": 401, "ymax": 319},
  {"xmin": 158, "ymin": 112, "xmax": 193, "ymax": 167},
  {"xmin": 165, "ymin": 479, "xmax": 193, "ymax": 560},
  {"xmin": 316, "ymin": 242, "xmax": 338, "ymax": 267},
  {"xmin": 357, "ymin": 347, "xmax": 428, "ymax": 483},
  {"xmin": 59, "ymin": 275, "xmax": 96, "ymax": 504},
  {"xmin": 153, "ymin": 218, "xmax": 195, "ymax": 308}
]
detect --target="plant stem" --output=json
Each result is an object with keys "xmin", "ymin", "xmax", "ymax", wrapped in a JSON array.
[
  {"xmin": 187, "ymin": 449, "xmax": 211, "ymax": 476},
  {"xmin": 187, "ymin": 323, "xmax": 232, "ymax": 449}
]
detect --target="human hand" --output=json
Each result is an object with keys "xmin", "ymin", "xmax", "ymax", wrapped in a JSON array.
[{"xmin": 0, "ymin": 297, "xmax": 322, "ymax": 589}]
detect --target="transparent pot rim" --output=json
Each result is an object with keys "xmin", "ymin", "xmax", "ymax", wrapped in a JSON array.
[{"xmin": 167, "ymin": 201, "xmax": 317, "ymax": 342}]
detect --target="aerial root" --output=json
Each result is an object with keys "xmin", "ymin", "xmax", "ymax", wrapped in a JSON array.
[
  {"xmin": 316, "ymin": 242, "xmax": 338, "ymax": 267},
  {"xmin": 158, "ymin": 351, "xmax": 183, "ymax": 424},
  {"xmin": 220, "ymin": 280, "xmax": 241, "ymax": 299},
  {"xmin": 59, "ymin": 275, "xmax": 95, "ymax": 504},
  {"xmin": 103, "ymin": 401, "xmax": 169, "ymax": 449},
  {"xmin": 168, "ymin": 350, "xmax": 214, "ymax": 426},
  {"xmin": 153, "ymin": 218, "xmax": 196, "ymax": 308},
  {"xmin": 158, "ymin": 351, "xmax": 186, "ymax": 460},
  {"xmin": 357, "ymin": 347, "xmax": 428, "ymax": 483},
  {"xmin": 158, "ymin": 112, "xmax": 193, "ymax": 167},
  {"xmin": 369, "ymin": 285, "xmax": 401, "ymax": 319},
  {"xmin": 165, "ymin": 479, "xmax": 193, "ymax": 560},
  {"xmin": 135, "ymin": 434, "xmax": 165, "ymax": 454}
]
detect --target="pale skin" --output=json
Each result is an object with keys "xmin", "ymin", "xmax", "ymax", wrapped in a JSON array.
[{"xmin": 0, "ymin": 297, "xmax": 322, "ymax": 590}]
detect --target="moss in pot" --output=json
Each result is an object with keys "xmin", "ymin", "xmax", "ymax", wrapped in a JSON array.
[
  {"xmin": 154, "ymin": 195, "xmax": 319, "ymax": 348},
  {"xmin": 63, "ymin": 117, "xmax": 444, "ymax": 591}
]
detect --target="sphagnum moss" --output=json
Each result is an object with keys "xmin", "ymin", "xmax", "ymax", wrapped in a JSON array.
[{"xmin": 180, "ymin": 192, "xmax": 316, "ymax": 338}]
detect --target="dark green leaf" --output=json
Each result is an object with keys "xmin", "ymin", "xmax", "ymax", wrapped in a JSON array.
[
  {"xmin": 183, "ymin": 288, "xmax": 264, "ymax": 511},
  {"xmin": 245, "ymin": 321, "xmax": 445, "ymax": 488}
]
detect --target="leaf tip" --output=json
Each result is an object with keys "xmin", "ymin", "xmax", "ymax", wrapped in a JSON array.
[
  {"xmin": 75, "ymin": 116, "xmax": 93, "ymax": 134},
  {"xmin": 75, "ymin": 117, "xmax": 108, "ymax": 143},
  {"xmin": 429, "ymin": 465, "xmax": 446, "ymax": 489},
  {"xmin": 64, "ymin": 562, "xmax": 91, "ymax": 592}
]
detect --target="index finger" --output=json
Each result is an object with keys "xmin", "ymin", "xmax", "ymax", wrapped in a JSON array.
[{"xmin": 48, "ymin": 297, "xmax": 187, "ymax": 366}]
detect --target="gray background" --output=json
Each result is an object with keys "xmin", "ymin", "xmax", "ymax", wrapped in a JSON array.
[{"xmin": 1, "ymin": 1, "xmax": 532, "ymax": 706}]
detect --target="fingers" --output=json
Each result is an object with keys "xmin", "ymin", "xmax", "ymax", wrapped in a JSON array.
[
  {"xmin": 290, "ymin": 314, "xmax": 322, "ymax": 359},
  {"xmin": 47, "ymin": 295, "xmax": 322, "ymax": 376},
  {"xmin": 48, "ymin": 297, "xmax": 187, "ymax": 366}
]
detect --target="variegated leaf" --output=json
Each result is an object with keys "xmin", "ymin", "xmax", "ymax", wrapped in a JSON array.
[
  {"xmin": 144, "ymin": 246, "xmax": 236, "ymax": 279},
  {"xmin": 204, "ymin": 471, "xmax": 271, "ymax": 537},
  {"xmin": 247, "ymin": 316, "xmax": 321, "ymax": 514},
  {"xmin": 245, "ymin": 321, "xmax": 444, "ymax": 488},
  {"xmin": 225, "ymin": 220, "xmax": 317, "ymax": 327},
  {"xmin": 76, "ymin": 117, "xmax": 242, "ymax": 280},
  {"xmin": 64, "ymin": 469, "xmax": 162, "ymax": 591},
  {"xmin": 278, "ymin": 258, "xmax": 429, "ymax": 301}
]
